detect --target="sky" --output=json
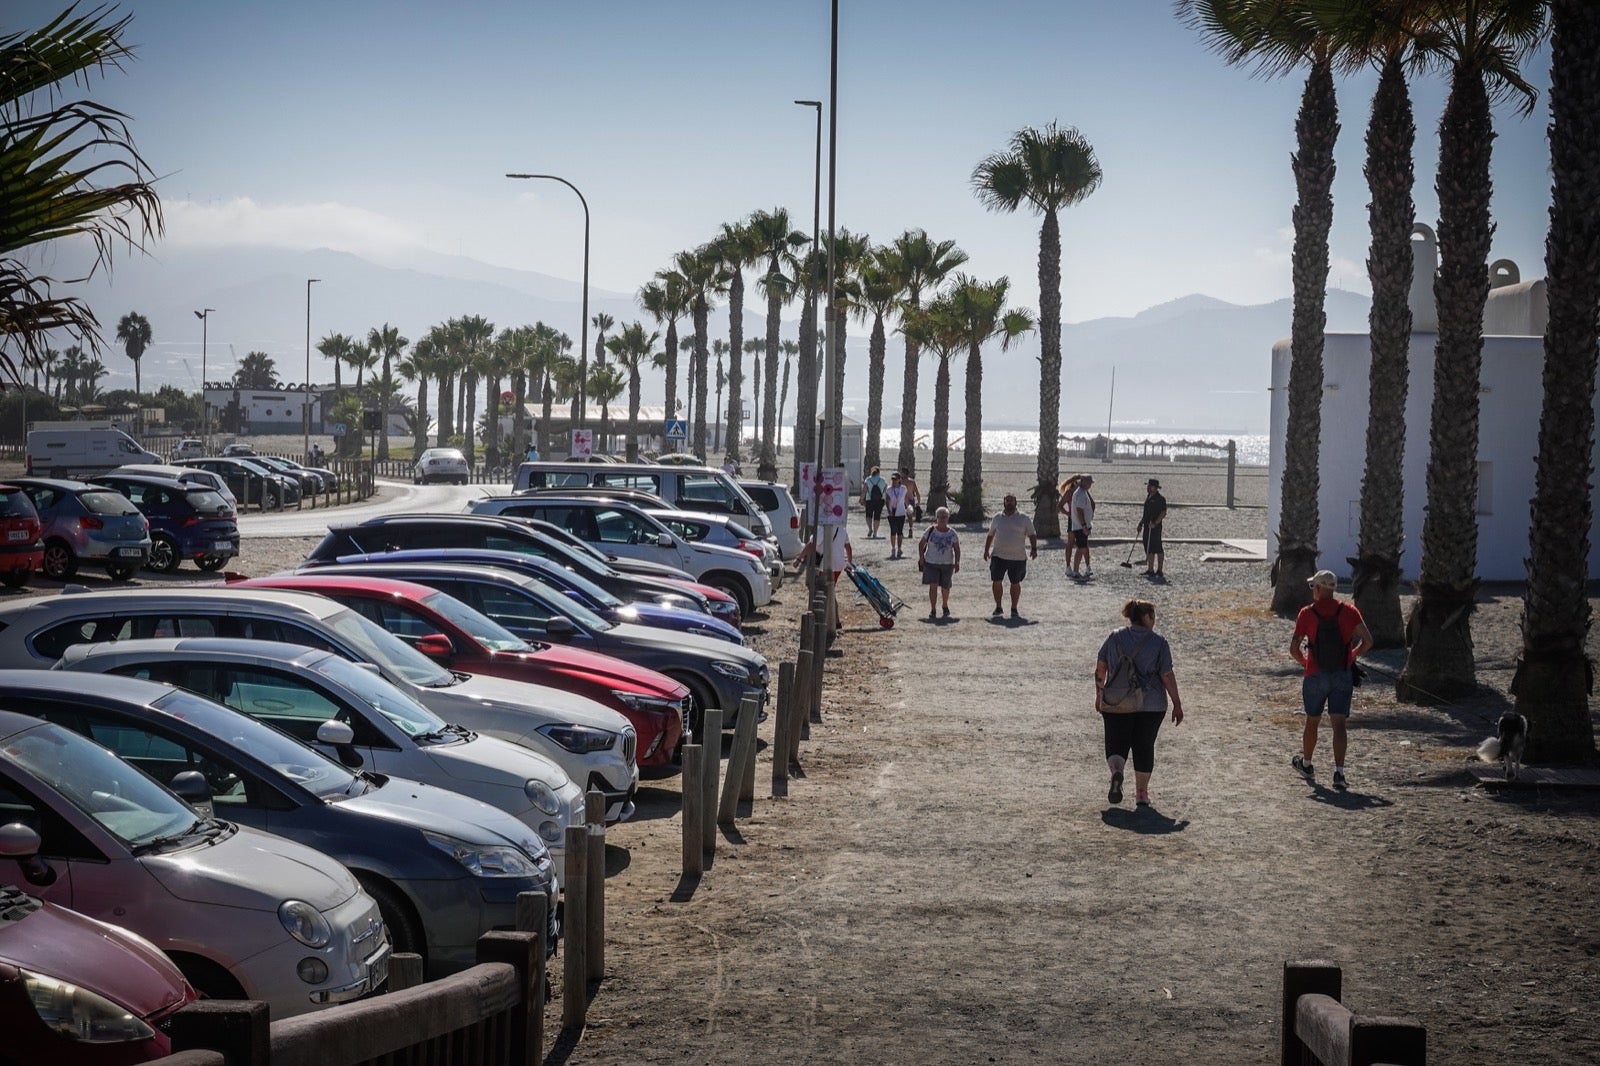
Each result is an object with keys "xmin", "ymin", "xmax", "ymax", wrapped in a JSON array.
[{"xmin": 14, "ymin": 1, "xmax": 1557, "ymax": 349}]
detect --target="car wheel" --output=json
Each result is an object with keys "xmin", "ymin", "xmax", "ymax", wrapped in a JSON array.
[
  {"xmin": 147, "ymin": 533, "xmax": 181, "ymax": 573},
  {"xmin": 263, "ymin": 489, "xmax": 279, "ymax": 511},
  {"xmin": 0, "ymin": 571, "xmax": 27, "ymax": 589},
  {"xmin": 41, "ymin": 539, "xmax": 76, "ymax": 580},
  {"xmin": 666, "ymin": 672, "xmax": 716, "ymax": 749},
  {"xmin": 704, "ymin": 574, "xmax": 753, "ymax": 621},
  {"xmin": 169, "ymin": 952, "xmax": 246, "ymax": 1001},
  {"xmin": 196, "ymin": 553, "xmax": 229, "ymax": 571},
  {"xmin": 105, "ymin": 562, "xmax": 138, "ymax": 582},
  {"xmin": 358, "ymin": 876, "xmax": 425, "ymax": 967}
]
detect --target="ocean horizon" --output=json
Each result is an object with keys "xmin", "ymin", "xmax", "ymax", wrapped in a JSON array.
[{"xmin": 752, "ymin": 425, "xmax": 1269, "ymax": 467}]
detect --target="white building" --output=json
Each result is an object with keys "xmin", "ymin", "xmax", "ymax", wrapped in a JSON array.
[{"xmin": 1268, "ymin": 225, "xmax": 1599, "ymax": 582}]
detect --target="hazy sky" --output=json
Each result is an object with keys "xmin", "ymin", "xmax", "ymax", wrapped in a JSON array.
[{"xmin": 19, "ymin": 0, "xmax": 1556, "ymax": 322}]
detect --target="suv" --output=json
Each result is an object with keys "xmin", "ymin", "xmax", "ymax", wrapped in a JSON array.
[
  {"xmin": 0, "ymin": 485, "xmax": 43, "ymax": 588},
  {"xmin": 740, "ymin": 479, "xmax": 803, "ymax": 561},
  {"xmin": 173, "ymin": 437, "xmax": 205, "ymax": 460},
  {"xmin": 89, "ymin": 472, "xmax": 238, "ymax": 573},
  {"xmin": 7, "ymin": 478, "xmax": 151, "ymax": 581},
  {"xmin": 114, "ymin": 463, "xmax": 238, "ymax": 508},
  {"xmin": 647, "ymin": 508, "xmax": 782, "ymax": 589}
]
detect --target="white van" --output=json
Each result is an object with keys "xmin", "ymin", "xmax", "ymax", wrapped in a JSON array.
[
  {"xmin": 513, "ymin": 461, "xmax": 771, "ymax": 537},
  {"xmin": 26, "ymin": 422, "xmax": 162, "ymax": 478}
]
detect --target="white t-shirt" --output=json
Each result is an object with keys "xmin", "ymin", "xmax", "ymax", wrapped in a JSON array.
[
  {"xmin": 812, "ymin": 525, "xmax": 852, "ymax": 570},
  {"xmin": 987, "ymin": 511, "xmax": 1036, "ymax": 559},
  {"xmin": 884, "ymin": 483, "xmax": 910, "ymax": 516},
  {"xmin": 1071, "ymin": 486, "xmax": 1096, "ymax": 529}
]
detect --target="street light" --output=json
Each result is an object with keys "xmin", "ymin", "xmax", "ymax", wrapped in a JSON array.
[
  {"xmin": 304, "ymin": 278, "xmax": 320, "ymax": 461},
  {"xmin": 506, "ymin": 173, "xmax": 589, "ymax": 454},
  {"xmin": 193, "ymin": 308, "xmax": 215, "ymax": 444}
]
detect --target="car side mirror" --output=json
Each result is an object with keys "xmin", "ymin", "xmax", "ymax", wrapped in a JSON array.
[
  {"xmin": 169, "ymin": 771, "xmax": 214, "ymax": 820},
  {"xmin": 0, "ymin": 823, "xmax": 54, "ymax": 887},
  {"xmin": 545, "ymin": 616, "xmax": 577, "ymax": 637},
  {"xmin": 656, "ymin": 533, "xmax": 673, "ymax": 548},
  {"xmin": 415, "ymin": 633, "xmax": 454, "ymax": 662},
  {"xmin": 316, "ymin": 720, "xmax": 364, "ymax": 768}
]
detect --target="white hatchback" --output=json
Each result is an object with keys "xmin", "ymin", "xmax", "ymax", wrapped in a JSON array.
[{"xmin": 415, "ymin": 448, "xmax": 470, "ymax": 485}]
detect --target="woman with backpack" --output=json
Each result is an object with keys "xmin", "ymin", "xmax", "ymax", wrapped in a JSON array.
[
  {"xmin": 1095, "ymin": 599, "xmax": 1184, "ymax": 808},
  {"xmin": 861, "ymin": 466, "xmax": 888, "ymax": 539}
]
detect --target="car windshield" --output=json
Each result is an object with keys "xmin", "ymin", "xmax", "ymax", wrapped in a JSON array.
[
  {"xmin": 323, "ymin": 606, "xmax": 455, "ymax": 687},
  {"xmin": 155, "ymin": 690, "xmax": 358, "ymax": 799},
  {"xmin": 539, "ymin": 562, "xmax": 623, "ymax": 608},
  {"xmin": 0, "ymin": 488, "xmax": 34, "ymax": 518},
  {"xmin": 420, "ymin": 591, "xmax": 531, "ymax": 652},
  {"xmin": 519, "ymin": 578, "xmax": 612, "ymax": 631},
  {"xmin": 6, "ymin": 720, "xmax": 196, "ymax": 846},
  {"xmin": 231, "ymin": 458, "xmax": 273, "ymax": 476},
  {"xmin": 184, "ymin": 489, "xmax": 230, "ymax": 513},
  {"xmin": 79, "ymin": 490, "xmax": 141, "ymax": 517},
  {"xmin": 311, "ymin": 656, "xmax": 446, "ymax": 737}
]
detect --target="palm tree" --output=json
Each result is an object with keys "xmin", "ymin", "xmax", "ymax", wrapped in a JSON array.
[
  {"xmin": 1398, "ymin": 0, "xmax": 1546, "ymax": 700},
  {"xmin": 943, "ymin": 275, "xmax": 1036, "ymax": 520},
  {"xmin": 77, "ymin": 357, "xmax": 107, "ymax": 402},
  {"xmin": 820, "ymin": 228, "xmax": 870, "ymax": 463},
  {"xmin": 233, "ymin": 351, "xmax": 277, "ymax": 390},
  {"xmin": 114, "ymin": 311, "xmax": 151, "ymax": 431},
  {"xmin": 640, "ymin": 270, "xmax": 689, "ymax": 420},
  {"xmin": 347, "ymin": 339, "xmax": 377, "ymax": 392},
  {"xmin": 744, "ymin": 337, "xmax": 765, "ymax": 448},
  {"xmin": 433, "ymin": 318, "xmax": 461, "ymax": 445},
  {"xmin": 792, "ymin": 247, "xmax": 825, "ymax": 483},
  {"xmin": 1, "ymin": 7, "xmax": 162, "ymax": 383},
  {"xmin": 712, "ymin": 339, "xmax": 729, "ymax": 452},
  {"xmin": 606, "ymin": 321, "xmax": 660, "ymax": 460},
  {"xmin": 481, "ymin": 329, "xmax": 516, "ymax": 471},
  {"xmin": 903, "ymin": 298, "xmax": 965, "ymax": 513},
  {"xmin": 889, "ymin": 229, "xmax": 969, "ymax": 487},
  {"xmin": 748, "ymin": 208, "xmax": 808, "ymax": 477},
  {"xmin": 316, "ymin": 332, "xmax": 354, "ymax": 393},
  {"xmin": 501, "ymin": 324, "xmax": 536, "ymax": 459},
  {"xmin": 531, "ymin": 325, "xmax": 573, "ymax": 455},
  {"xmin": 39, "ymin": 345, "xmax": 58, "ymax": 400},
  {"xmin": 395, "ymin": 337, "xmax": 437, "ymax": 460},
  {"xmin": 56, "ymin": 344, "xmax": 83, "ymax": 404},
  {"xmin": 714, "ymin": 219, "xmax": 761, "ymax": 464},
  {"xmin": 366, "ymin": 324, "xmax": 408, "ymax": 462},
  {"xmin": 778, "ymin": 338, "xmax": 797, "ymax": 446},
  {"xmin": 677, "ymin": 334, "xmax": 698, "ymax": 432},
  {"xmin": 674, "ymin": 246, "xmax": 725, "ymax": 459},
  {"xmin": 588, "ymin": 365, "xmax": 626, "ymax": 452},
  {"xmin": 455, "ymin": 315, "xmax": 491, "ymax": 462},
  {"xmin": 858, "ymin": 247, "xmax": 900, "ymax": 477},
  {"xmin": 972, "ymin": 123, "xmax": 1102, "ymax": 539},
  {"xmin": 1517, "ymin": 0, "xmax": 1599, "ymax": 763}
]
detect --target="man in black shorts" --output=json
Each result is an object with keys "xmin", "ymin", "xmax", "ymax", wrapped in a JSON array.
[
  {"xmin": 1138, "ymin": 478, "xmax": 1167, "ymax": 576},
  {"xmin": 983, "ymin": 493, "xmax": 1037, "ymax": 618}
]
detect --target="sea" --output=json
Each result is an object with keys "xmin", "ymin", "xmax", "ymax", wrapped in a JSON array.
[{"xmin": 761, "ymin": 425, "xmax": 1270, "ymax": 468}]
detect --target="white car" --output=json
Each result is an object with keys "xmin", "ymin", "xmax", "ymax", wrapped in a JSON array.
[
  {"xmin": 647, "ymin": 508, "xmax": 783, "ymax": 590},
  {"xmin": 415, "ymin": 448, "xmax": 470, "ymax": 485},
  {"xmin": 740, "ymin": 479, "xmax": 803, "ymax": 561},
  {"xmin": 173, "ymin": 438, "xmax": 205, "ymax": 460}
]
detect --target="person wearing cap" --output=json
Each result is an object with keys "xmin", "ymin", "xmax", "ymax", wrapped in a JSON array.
[
  {"xmin": 1069, "ymin": 474, "xmax": 1096, "ymax": 578},
  {"xmin": 1289, "ymin": 570, "xmax": 1373, "ymax": 789},
  {"xmin": 884, "ymin": 472, "xmax": 912, "ymax": 559},
  {"xmin": 1137, "ymin": 478, "xmax": 1168, "ymax": 576}
]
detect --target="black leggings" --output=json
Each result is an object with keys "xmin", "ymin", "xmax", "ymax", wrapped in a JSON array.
[{"xmin": 1102, "ymin": 713, "xmax": 1164, "ymax": 774}]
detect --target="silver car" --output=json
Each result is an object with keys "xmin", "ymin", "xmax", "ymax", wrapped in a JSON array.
[
  {"xmin": 7, "ymin": 478, "xmax": 151, "ymax": 581},
  {"xmin": 415, "ymin": 447, "xmax": 470, "ymax": 485}
]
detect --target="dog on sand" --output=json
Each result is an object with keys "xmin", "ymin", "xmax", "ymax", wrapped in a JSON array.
[{"xmin": 1477, "ymin": 711, "xmax": 1528, "ymax": 781}]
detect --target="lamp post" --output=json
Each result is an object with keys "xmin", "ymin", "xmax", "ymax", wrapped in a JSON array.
[
  {"xmin": 193, "ymin": 308, "xmax": 215, "ymax": 445},
  {"xmin": 304, "ymin": 278, "xmax": 320, "ymax": 461},
  {"xmin": 506, "ymin": 173, "xmax": 589, "ymax": 453}
]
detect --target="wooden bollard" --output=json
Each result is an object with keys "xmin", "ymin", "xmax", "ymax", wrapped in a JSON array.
[
  {"xmin": 719, "ymin": 693, "xmax": 759, "ymax": 824},
  {"xmin": 584, "ymin": 790, "xmax": 605, "ymax": 984},
  {"xmin": 797, "ymin": 616, "xmax": 815, "ymax": 742},
  {"xmin": 700, "ymin": 706, "xmax": 722, "ymax": 856},
  {"xmin": 388, "ymin": 952, "xmax": 424, "ymax": 991},
  {"xmin": 810, "ymin": 611, "xmax": 828, "ymax": 724},
  {"xmin": 771, "ymin": 662, "xmax": 794, "ymax": 797},
  {"xmin": 791, "ymin": 648, "xmax": 812, "ymax": 769},
  {"xmin": 562, "ymin": 824, "xmax": 587, "ymax": 1029},
  {"xmin": 738, "ymin": 690, "xmax": 760, "ymax": 802},
  {"xmin": 515, "ymin": 890, "xmax": 548, "ymax": 1058},
  {"xmin": 681, "ymin": 744, "xmax": 704, "ymax": 875}
]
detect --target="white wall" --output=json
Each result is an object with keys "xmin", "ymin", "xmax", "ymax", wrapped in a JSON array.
[{"xmin": 1268, "ymin": 331, "xmax": 1598, "ymax": 582}]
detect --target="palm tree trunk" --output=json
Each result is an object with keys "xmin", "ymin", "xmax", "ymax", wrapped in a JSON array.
[
  {"xmin": 691, "ymin": 297, "xmax": 709, "ymax": 459},
  {"xmin": 436, "ymin": 372, "xmax": 453, "ymax": 446},
  {"xmin": 865, "ymin": 311, "xmax": 886, "ymax": 474},
  {"xmin": 541, "ymin": 377, "xmax": 555, "ymax": 456},
  {"xmin": 959, "ymin": 340, "xmax": 984, "ymax": 521},
  {"xmin": 463, "ymin": 374, "xmax": 478, "ymax": 464},
  {"xmin": 1516, "ymin": 0, "xmax": 1600, "ymax": 764},
  {"xmin": 484, "ymin": 374, "xmax": 502, "ymax": 470},
  {"xmin": 760, "ymin": 277, "xmax": 782, "ymax": 479},
  {"xmin": 1352, "ymin": 55, "xmax": 1416, "ymax": 649},
  {"xmin": 378, "ymin": 355, "xmax": 392, "ymax": 462},
  {"xmin": 726, "ymin": 273, "xmax": 744, "ymax": 463},
  {"xmin": 511, "ymin": 369, "xmax": 528, "ymax": 458},
  {"xmin": 793, "ymin": 291, "xmax": 818, "ymax": 484},
  {"xmin": 778, "ymin": 353, "xmax": 791, "ymax": 461},
  {"xmin": 1034, "ymin": 210, "xmax": 1063, "ymax": 538},
  {"xmin": 664, "ymin": 319, "xmax": 679, "ymax": 423},
  {"xmin": 929, "ymin": 354, "xmax": 952, "ymax": 512},
  {"xmin": 413, "ymin": 374, "xmax": 430, "ymax": 460},
  {"xmin": 626, "ymin": 370, "xmax": 642, "ymax": 461},
  {"xmin": 1398, "ymin": 67, "xmax": 1493, "ymax": 702},
  {"xmin": 896, "ymin": 296, "xmax": 923, "ymax": 482},
  {"xmin": 1270, "ymin": 57, "xmax": 1338, "ymax": 617},
  {"xmin": 829, "ymin": 307, "xmax": 848, "ymax": 463},
  {"xmin": 752, "ymin": 355, "xmax": 761, "ymax": 451}
]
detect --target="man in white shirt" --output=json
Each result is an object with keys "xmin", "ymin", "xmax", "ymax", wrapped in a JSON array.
[
  {"xmin": 983, "ymin": 493, "xmax": 1038, "ymax": 618},
  {"xmin": 1070, "ymin": 475, "xmax": 1096, "ymax": 578}
]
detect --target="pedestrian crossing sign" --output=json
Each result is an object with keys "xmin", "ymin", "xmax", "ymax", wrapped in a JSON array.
[{"xmin": 664, "ymin": 419, "xmax": 687, "ymax": 441}]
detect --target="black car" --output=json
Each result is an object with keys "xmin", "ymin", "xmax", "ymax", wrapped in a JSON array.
[{"xmin": 176, "ymin": 457, "xmax": 300, "ymax": 509}]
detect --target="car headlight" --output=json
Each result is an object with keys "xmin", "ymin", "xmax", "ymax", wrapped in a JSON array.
[
  {"xmin": 610, "ymin": 690, "xmax": 679, "ymax": 714},
  {"xmin": 535, "ymin": 723, "xmax": 618, "ymax": 754},
  {"xmin": 278, "ymin": 899, "xmax": 332, "ymax": 948},
  {"xmin": 424, "ymin": 831, "xmax": 543, "ymax": 878},
  {"xmin": 21, "ymin": 968, "xmax": 156, "ymax": 1044},
  {"xmin": 755, "ymin": 660, "xmax": 770, "ymax": 685},
  {"xmin": 523, "ymin": 779, "xmax": 561, "ymax": 816},
  {"xmin": 711, "ymin": 660, "xmax": 753, "ymax": 681}
]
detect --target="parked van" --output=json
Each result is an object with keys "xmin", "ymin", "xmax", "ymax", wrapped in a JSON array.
[
  {"xmin": 25, "ymin": 422, "xmax": 161, "ymax": 479},
  {"xmin": 512, "ymin": 461, "xmax": 771, "ymax": 537}
]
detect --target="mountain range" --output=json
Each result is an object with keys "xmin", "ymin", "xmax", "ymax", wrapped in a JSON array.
[{"xmin": 30, "ymin": 242, "xmax": 1373, "ymax": 434}]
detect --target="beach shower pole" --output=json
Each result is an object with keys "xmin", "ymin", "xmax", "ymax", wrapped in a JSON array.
[{"xmin": 1104, "ymin": 365, "xmax": 1116, "ymax": 463}]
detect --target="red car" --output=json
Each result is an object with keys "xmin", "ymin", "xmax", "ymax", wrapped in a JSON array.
[
  {"xmin": 238, "ymin": 574, "xmax": 689, "ymax": 766},
  {"xmin": 0, "ymin": 485, "xmax": 44, "ymax": 588}
]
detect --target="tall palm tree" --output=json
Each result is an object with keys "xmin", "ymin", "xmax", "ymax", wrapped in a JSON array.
[
  {"xmin": 232, "ymin": 351, "xmax": 276, "ymax": 390},
  {"xmin": 972, "ymin": 122, "xmax": 1102, "ymax": 539},
  {"xmin": 858, "ymin": 247, "xmax": 900, "ymax": 477},
  {"xmin": 588, "ymin": 365, "xmax": 626, "ymax": 452},
  {"xmin": 114, "ymin": 311, "xmax": 150, "ymax": 430},
  {"xmin": 744, "ymin": 337, "xmax": 765, "ymax": 447},
  {"xmin": 316, "ymin": 332, "xmax": 353, "ymax": 393},
  {"xmin": 395, "ymin": 337, "xmax": 435, "ymax": 460},
  {"xmin": 748, "ymin": 208, "xmax": 808, "ymax": 477},
  {"xmin": 501, "ymin": 324, "xmax": 536, "ymax": 459},
  {"xmin": 77, "ymin": 356, "xmax": 107, "ymax": 402},
  {"xmin": 347, "ymin": 339, "xmax": 377, "ymax": 392},
  {"xmin": 943, "ymin": 275, "xmax": 1036, "ymax": 520},
  {"xmin": 674, "ymin": 246, "xmax": 725, "ymax": 459},
  {"xmin": 481, "ymin": 329, "xmax": 517, "ymax": 471},
  {"xmin": 903, "ymin": 298, "xmax": 965, "ymax": 513},
  {"xmin": 640, "ymin": 271, "xmax": 689, "ymax": 420},
  {"xmin": 1517, "ymin": 0, "xmax": 1599, "ymax": 762},
  {"xmin": 56, "ymin": 344, "xmax": 83, "ymax": 404},
  {"xmin": 820, "ymin": 228, "xmax": 870, "ymax": 463},
  {"xmin": 1, "ymin": 7, "xmax": 162, "ymax": 383},
  {"xmin": 455, "ymin": 315, "xmax": 492, "ymax": 462},
  {"xmin": 778, "ymin": 338, "xmax": 797, "ymax": 446},
  {"xmin": 531, "ymin": 325, "xmax": 573, "ymax": 455},
  {"xmin": 890, "ymin": 229, "xmax": 969, "ymax": 487},
  {"xmin": 366, "ymin": 324, "xmax": 408, "ymax": 462},
  {"xmin": 1399, "ymin": 0, "xmax": 1546, "ymax": 700},
  {"xmin": 792, "ymin": 247, "xmax": 824, "ymax": 482},
  {"xmin": 714, "ymin": 219, "xmax": 760, "ymax": 464},
  {"xmin": 712, "ymin": 339, "xmax": 729, "ymax": 452},
  {"xmin": 606, "ymin": 321, "xmax": 660, "ymax": 460},
  {"xmin": 39, "ymin": 345, "xmax": 58, "ymax": 400}
]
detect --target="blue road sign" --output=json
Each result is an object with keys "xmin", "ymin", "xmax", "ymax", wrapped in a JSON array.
[{"xmin": 664, "ymin": 419, "xmax": 687, "ymax": 441}]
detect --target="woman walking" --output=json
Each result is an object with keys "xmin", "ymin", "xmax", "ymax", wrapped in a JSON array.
[
  {"xmin": 1095, "ymin": 599, "xmax": 1183, "ymax": 808},
  {"xmin": 1057, "ymin": 474, "xmax": 1082, "ymax": 576}
]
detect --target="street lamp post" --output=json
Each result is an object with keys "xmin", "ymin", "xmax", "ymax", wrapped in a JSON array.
[
  {"xmin": 506, "ymin": 173, "xmax": 589, "ymax": 455},
  {"xmin": 304, "ymin": 278, "xmax": 320, "ymax": 461},
  {"xmin": 194, "ymin": 308, "xmax": 215, "ymax": 445}
]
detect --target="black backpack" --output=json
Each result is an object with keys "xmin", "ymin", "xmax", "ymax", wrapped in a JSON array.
[
  {"xmin": 1311, "ymin": 603, "xmax": 1348, "ymax": 673},
  {"xmin": 868, "ymin": 481, "xmax": 884, "ymax": 505}
]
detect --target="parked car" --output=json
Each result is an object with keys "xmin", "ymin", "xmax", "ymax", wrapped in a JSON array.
[
  {"xmin": 256, "ymin": 454, "xmax": 339, "ymax": 493},
  {"xmin": 2, "ymin": 671, "xmax": 555, "ymax": 979},
  {"xmin": 113, "ymin": 463, "xmax": 238, "ymax": 509},
  {"xmin": 318, "ymin": 548, "xmax": 745, "ymax": 645},
  {"xmin": 646, "ymin": 507, "xmax": 783, "ymax": 589},
  {"xmin": 235, "ymin": 575, "xmax": 690, "ymax": 768},
  {"xmin": 220, "ymin": 443, "xmax": 257, "ymax": 457},
  {"xmin": 0, "ymin": 485, "xmax": 43, "ymax": 589},
  {"xmin": 250, "ymin": 454, "xmax": 321, "ymax": 496},
  {"xmin": 517, "ymin": 484, "xmax": 673, "ymax": 509},
  {"xmin": 471, "ymin": 496, "xmax": 774, "ymax": 618},
  {"xmin": 310, "ymin": 561, "xmax": 770, "ymax": 738},
  {"xmin": 511, "ymin": 461, "xmax": 770, "ymax": 535},
  {"xmin": 0, "ymin": 587, "xmax": 640, "ymax": 825},
  {"xmin": 24, "ymin": 422, "xmax": 162, "ymax": 479},
  {"xmin": 87, "ymin": 473, "xmax": 238, "ymax": 573},
  {"xmin": 173, "ymin": 438, "xmax": 205, "ymax": 460},
  {"xmin": 0, "ymin": 699, "xmax": 390, "ymax": 1016},
  {"xmin": 174, "ymin": 457, "xmax": 299, "ymax": 510},
  {"xmin": 740, "ymin": 479, "xmax": 803, "ymax": 561},
  {"xmin": 414, "ymin": 448, "xmax": 470, "ymax": 485},
  {"xmin": 6, "ymin": 478, "xmax": 151, "ymax": 581},
  {"xmin": 56, "ymin": 638, "xmax": 586, "ymax": 870},
  {"xmin": 0, "ymin": 882, "xmax": 196, "ymax": 1064}
]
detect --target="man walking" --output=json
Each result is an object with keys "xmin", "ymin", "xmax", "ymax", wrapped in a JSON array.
[
  {"xmin": 917, "ymin": 506, "xmax": 960, "ymax": 620},
  {"xmin": 801, "ymin": 522, "xmax": 853, "ymax": 632},
  {"xmin": 1138, "ymin": 478, "xmax": 1167, "ymax": 576},
  {"xmin": 1070, "ymin": 474, "xmax": 1095, "ymax": 578},
  {"xmin": 861, "ymin": 466, "xmax": 888, "ymax": 539},
  {"xmin": 1289, "ymin": 570, "xmax": 1373, "ymax": 790},
  {"xmin": 884, "ymin": 471, "xmax": 911, "ymax": 559},
  {"xmin": 983, "ymin": 493, "xmax": 1037, "ymax": 618},
  {"xmin": 899, "ymin": 468, "xmax": 923, "ymax": 531}
]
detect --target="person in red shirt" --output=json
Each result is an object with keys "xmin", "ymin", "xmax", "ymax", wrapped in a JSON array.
[{"xmin": 1288, "ymin": 570, "xmax": 1373, "ymax": 790}]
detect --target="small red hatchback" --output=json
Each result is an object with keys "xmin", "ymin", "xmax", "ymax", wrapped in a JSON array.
[
  {"xmin": 0, "ymin": 485, "xmax": 44, "ymax": 589},
  {"xmin": 238, "ymin": 574, "xmax": 689, "ymax": 766}
]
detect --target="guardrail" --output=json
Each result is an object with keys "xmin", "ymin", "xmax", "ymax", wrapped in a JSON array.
[{"xmin": 1281, "ymin": 961, "xmax": 1426, "ymax": 1065}]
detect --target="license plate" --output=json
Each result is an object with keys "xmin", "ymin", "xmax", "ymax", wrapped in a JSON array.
[
  {"xmin": 212, "ymin": 540, "xmax": 233, "ymax": 551},
  {"xmin": 368, "ymin": 945, "xmax": 390, "ymax": 990},
  {"xmin": 115, "ymin": 547, "xmax": 143, "ymax": 557},
  {"xmin": 6, "ymin": 530, "xmax": 26, "ymax": 541}
]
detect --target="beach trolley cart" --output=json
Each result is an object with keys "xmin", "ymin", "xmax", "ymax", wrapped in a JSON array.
[{"xmin": 846, "ymin": 563, "xmax": 905, "ymax": 628}]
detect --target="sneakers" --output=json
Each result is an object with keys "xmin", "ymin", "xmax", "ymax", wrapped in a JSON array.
[
  {"xmin": 927, "ymin": 609, "xmax": 937, "ymax": 620},
  {"xmin": 1292, "ymin": 754, "xmax": 1314, "ymax": 780},
  {"xmin": 1082, "ymin": 568, "xmax": 1093, "ymax": 579},
  {"xmin": 1010, "ymin": 607, "xmax": 1020, "ymax": 619},
  {"xmin": 1135, "ymin": 795, "xmax": 1151, "ymax": 808},
  {"xmin": 1108, "ymin": 771, "xmax": 1124, "ymax": 804},
  {"xmin": 1333, "ymin": 769, "xmax": 1348, "ymax": 790},
  {"xmin": 941, "ymin": 606, "xmax": 951, "ymax": 618},
  {"xmin": 992, "ymin": 605, "xmax": 1004, "ymax": 616}
]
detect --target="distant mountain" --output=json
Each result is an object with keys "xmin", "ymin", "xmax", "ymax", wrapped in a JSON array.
[{"xmin": 38, "ymin": 240, "xmax": 1367, "ymax": 434}]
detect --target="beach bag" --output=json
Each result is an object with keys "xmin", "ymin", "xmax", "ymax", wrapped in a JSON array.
[
  {"xmin": 1100, "ymin": 629, "xmax": 1151, "ymax": 713},
  {"xmin": 1311, "ymin": 603, "xmax": 1348, "ymax": 674}
]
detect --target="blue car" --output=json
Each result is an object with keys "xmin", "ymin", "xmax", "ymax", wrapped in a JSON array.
[
  {"xmin": 325, "ymin": 548, "xmax": 746, "ymax": 645},
  {"xmin": 90, "ymin": 473, "xmax": 239, "ymax": 573}
]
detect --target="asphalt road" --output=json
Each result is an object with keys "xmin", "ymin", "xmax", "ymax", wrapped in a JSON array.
[{"xmin": 237, "ymin": 479, "xmax": 511, "ymax": 539}]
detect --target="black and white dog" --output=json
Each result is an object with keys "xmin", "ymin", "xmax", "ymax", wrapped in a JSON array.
[{"xmin": 1478, "ymin": 711, "xmax": 1529, "ymax": 781}]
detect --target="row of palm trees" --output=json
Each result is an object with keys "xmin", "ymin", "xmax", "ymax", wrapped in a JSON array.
[
  {"xmin": 17, "ymin": 344, "xmax": 109, "ymax": 405},
  {"xmin": 1182, "ymin": 0, "xmax": 1595, "ymax": 762}
]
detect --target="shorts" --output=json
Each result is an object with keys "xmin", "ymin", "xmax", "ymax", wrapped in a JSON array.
[
  {"xmin": 989, "ymin": 557, "xmax": 1026, "ymax": 583},
  {"xmin": 866, "ymin": 501, "xmax": 884, "ymax": 521},
  {"xmin": 1143, "ymin": 526, "xmax": 1163, "ymax": 555},
  {"xmin": 1302, "ymin": 669, "xmax": 1354, "ymax": 717},
  {"xmin": 921, "ymin": 562, "xmax": 954, "ymax": 588},
  {"xmin": 888, "ymin": 515, "xmax": 906, "ymax": 536},
  {"xmin": 1103, "ymin": 712, "xmax": 1164, "ymax": 774},
  {"xmin": 1072, "ymin": 528, "xmax": 1090, "ymax": 549}
]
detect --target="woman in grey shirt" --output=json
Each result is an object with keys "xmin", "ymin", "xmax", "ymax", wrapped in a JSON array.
[{"xmin": 1095, "ymin": 599, "xmax": 1184, "ymax": 808}]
